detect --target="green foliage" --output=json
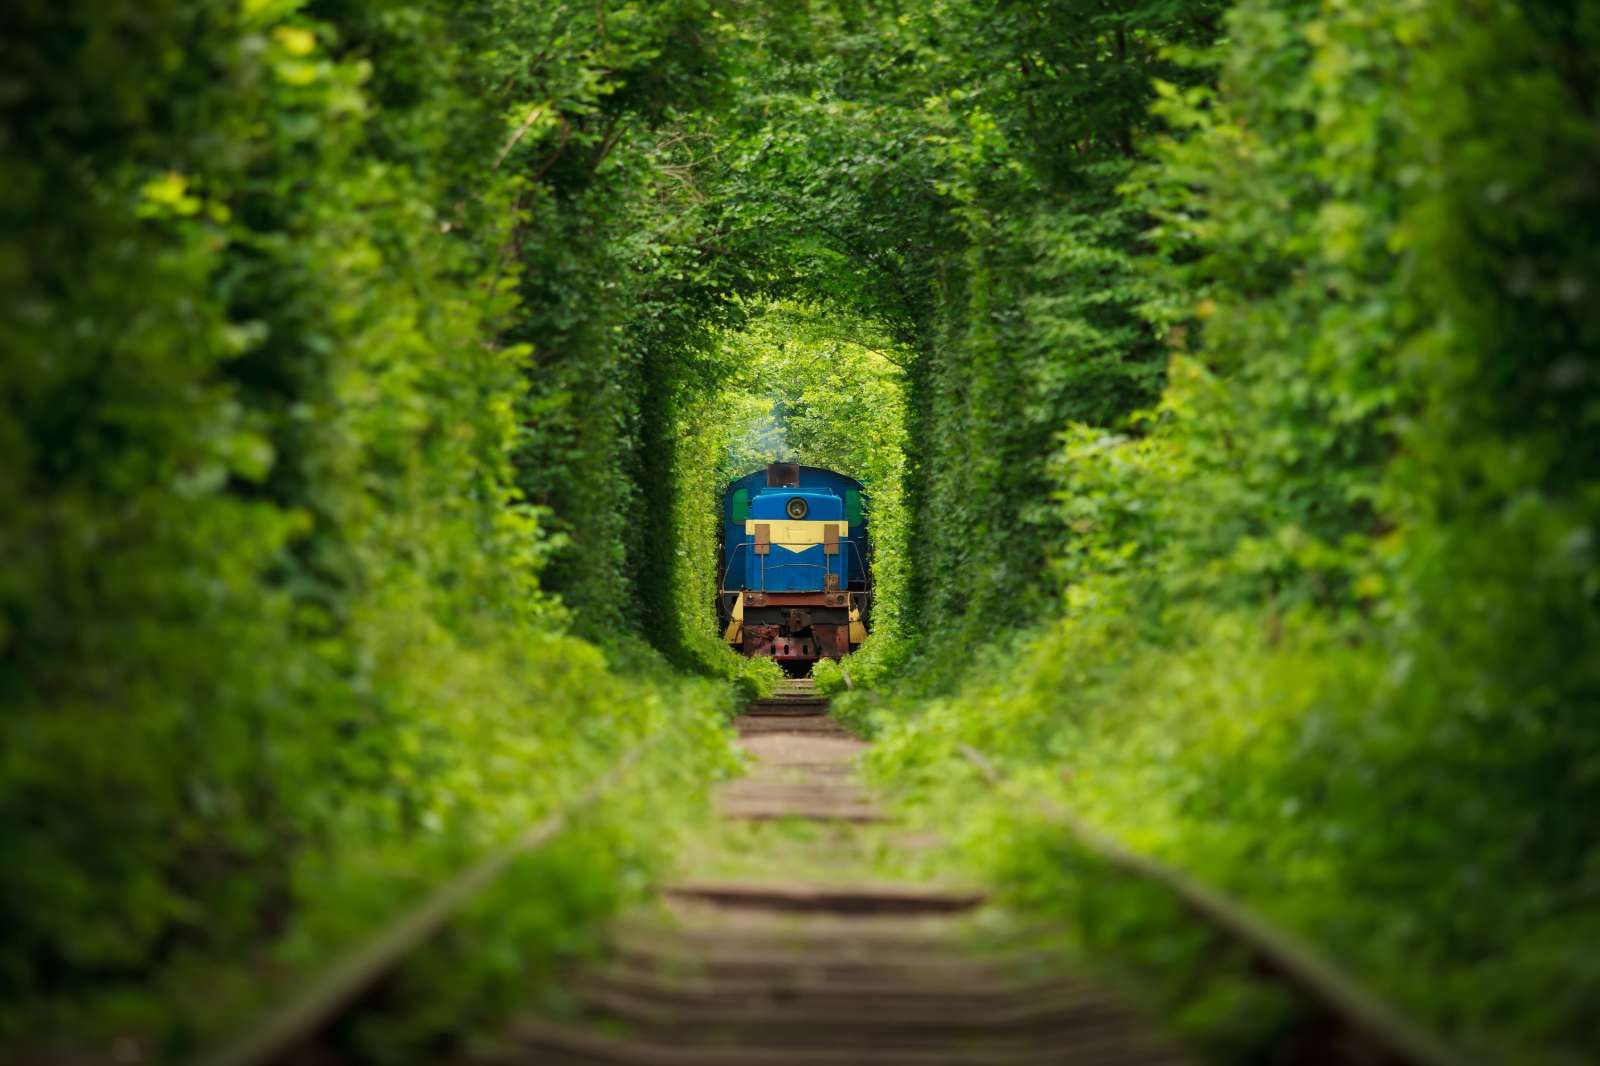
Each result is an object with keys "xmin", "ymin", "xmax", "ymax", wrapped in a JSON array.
[
  {"xmin": 658, "ymin": 380, "xmax": 784, "ymax": 695},
  {"xmin": 0, "ymin": 0, "xmax": 745, "ymax": 1053},
  {"xmin": 7, "ymin": 0, "xmax": 1599, "ymax": 1061},
  {"xmin": 841, "ymin": 0, "xmax": 1600, "ymax": 1061},
  {"xmin": 711, "ymin": 2, "xmax": 1215, "ymax": 654}
]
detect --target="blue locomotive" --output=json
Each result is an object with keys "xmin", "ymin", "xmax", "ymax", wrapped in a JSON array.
[{"xmin": 720, "ymin": 463, "xmax": 871, "ymax": 672}]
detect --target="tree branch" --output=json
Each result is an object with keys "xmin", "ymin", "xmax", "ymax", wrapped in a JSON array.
[{"xmin": 494, "ymin": 105, "xmax": 547, "ymax": 169}]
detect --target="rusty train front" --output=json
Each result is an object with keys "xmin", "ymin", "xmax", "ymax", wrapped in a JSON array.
[{"xmin": 719, "ymin": 463, "xmax": 870, "ymax": 674}]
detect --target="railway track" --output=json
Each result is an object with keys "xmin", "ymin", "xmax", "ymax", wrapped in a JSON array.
[
  {"xmin": 198, "ymin": 678, "xmax": 1463, "ymax": 1066},
  {"xmin": 473, "ymin": 677, "xmax": 1186, "ymax": 1065}
]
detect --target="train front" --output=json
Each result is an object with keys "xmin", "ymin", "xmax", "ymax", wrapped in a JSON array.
[{"xmin": 721, "ymin": 464, "xmax": 869, "ymax": 673}]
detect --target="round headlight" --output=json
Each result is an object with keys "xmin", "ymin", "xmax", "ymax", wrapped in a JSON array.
[{"xmin": 785, "ymin": 497, "xmax": 808, "ymax": 519}]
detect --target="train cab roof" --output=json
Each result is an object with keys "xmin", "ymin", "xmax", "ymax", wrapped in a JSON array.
[{"xmin": 724, "ymin": 463, "xmax": 866, "ymax": 532}]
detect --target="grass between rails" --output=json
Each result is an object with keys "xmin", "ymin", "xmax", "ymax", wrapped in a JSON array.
[
  {"xmin": 676, "ymin": 811, "xmax": 950, "ymax": 890},
  {"xmin": 673, "ymin": 723, "xmax": 959, "ymax": 892}
]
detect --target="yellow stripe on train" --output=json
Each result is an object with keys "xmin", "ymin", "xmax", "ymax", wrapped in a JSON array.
[{"xmin": 743, "ymin": 520, "xmax": 849, "ymax": 553}]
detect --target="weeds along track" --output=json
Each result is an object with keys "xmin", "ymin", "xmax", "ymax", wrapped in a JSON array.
[{"xmin": 199, "ymin": 679, "xmax": 1464, "ymax": 1066}]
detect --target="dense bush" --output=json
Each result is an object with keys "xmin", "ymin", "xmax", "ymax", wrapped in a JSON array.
[
  {"xmin": 825, "ymin": 0, "xmax": 1600, "ymax": 1060},
  {"xmin": 0, "ymin": 0, "xmax": 747, "ymax": 1052}
]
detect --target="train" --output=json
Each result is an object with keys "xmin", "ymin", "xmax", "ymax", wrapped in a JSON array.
[{"xmin": 719, "ymin": 462, "xmax": 871, "ymax": 674}]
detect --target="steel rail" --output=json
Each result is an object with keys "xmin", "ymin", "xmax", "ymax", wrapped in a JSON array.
[
  {"xmin": 193, "ymin": 737, "xmax": 663, "ymax": 1066},
  {"xmin": 957, "ymin": 743, "xmax": 1466, "ymax": 1066}
]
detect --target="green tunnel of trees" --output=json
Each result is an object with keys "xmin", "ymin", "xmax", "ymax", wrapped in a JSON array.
[{"xmin": 3, "ymin": 0, "xmax": 1598, "ymax": 1061}]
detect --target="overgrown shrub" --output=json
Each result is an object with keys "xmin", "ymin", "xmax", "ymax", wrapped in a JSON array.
[
  {"xmin": 0, "ymin": 0, "xmax": 747, "ymax": 1051},
  {"xmin": 839, "ymin": 0, "xmax": 1600, "ymax": 1060}
]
